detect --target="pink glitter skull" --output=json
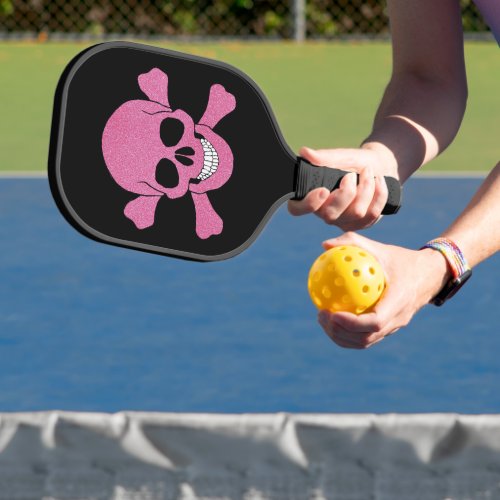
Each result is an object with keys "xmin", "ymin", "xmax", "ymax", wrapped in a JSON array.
[{"xmin": 101, "ymin": 68, "xmax": 236, "ymax": 239}]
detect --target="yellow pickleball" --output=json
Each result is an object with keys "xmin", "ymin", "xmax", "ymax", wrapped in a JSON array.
[{"xmin": 308, "ymin": 245, "xmax": 385, "ymax": 314}]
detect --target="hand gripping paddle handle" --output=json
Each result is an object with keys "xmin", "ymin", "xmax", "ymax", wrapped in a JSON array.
[{"xmin": 293, "ymin": 157, "xmax": 402, "ymax": 215}]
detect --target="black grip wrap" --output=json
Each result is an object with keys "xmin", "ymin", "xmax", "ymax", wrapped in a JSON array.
[{"xmin": 293, "ymin": 157, "xmax": 402, "ymax": 215}]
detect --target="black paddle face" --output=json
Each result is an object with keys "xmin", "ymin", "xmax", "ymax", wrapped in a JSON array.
[{"xmin": 49, "ymin": 42, "xmax": 295, "ymax": 261}]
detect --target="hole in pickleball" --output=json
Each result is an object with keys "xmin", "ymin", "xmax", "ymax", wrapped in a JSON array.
[
  {"xmin": 378, "ymin": 284, "xmax": 382, "ymax": 291},
  {"xmin": 369, "ymin": 267, "xmax": 376, "ymax": 275},
  {"xmin": 322, "ymin": 286, "xmax": 332, "ymax": 298},
  {"xmin": 313, "ymin": 294, "xmax": 322, "ymax": 307},
  {"xmin": 352, "ymin": 269, "xmax": 360, "ymax": 277},
  {"xmin": 362, "ymin": 286, "xmax": 369, "ymax": 293},
  {"xmin": 356, "ymin": 306, "xmax": 366, "ymax": 314},
  {"xmin": 359, "ymin": 252, "xmax": 367, "ymax": 257},
  {"xmin": 344, "ymin": 256, "xmax": 352, "ymax": 262},
  {"xmin": 342, "ymin": 295, "xmax": 351, "ymax": 304},
  {"xmin": 313, "ymin": 271, "xmax": 321, "ymax": 282},
  {"xmin": 334, "ymin": 277, "xmax": 344, "ymax": 287}
]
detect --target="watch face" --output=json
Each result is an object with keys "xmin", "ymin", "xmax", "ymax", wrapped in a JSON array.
[{"xmin": 432, "ymin": 269, "xmax": 472, "ymax": 306}]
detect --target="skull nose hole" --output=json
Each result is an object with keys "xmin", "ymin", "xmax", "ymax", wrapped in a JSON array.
[
  {"xmin": 176, "ymin": 147, "xmax": 195, "ymax": 156},
  {"xmin": 175, "ymin": 155, "xmax": 194, "ymax": 166},
  {"xmin": 155, "ymin": 158, "xmax": 179, "ymax": 189},
  {"xmin": 160, "ymin": 117, "xmax": 185, "ymax": 147}
]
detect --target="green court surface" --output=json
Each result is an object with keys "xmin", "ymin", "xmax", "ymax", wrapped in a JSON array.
[{"xmin": 0, "ymin": 40, "xmax": 497, "ymax": 173}]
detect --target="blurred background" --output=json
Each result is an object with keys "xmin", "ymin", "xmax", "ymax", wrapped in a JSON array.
[
  {"xmin": 0, "ymin": 1, "xmax": 497, "ymax": 177},
  {"xmin": 0, "ymin": 0, "xmax": 492, "ymax": 40}
]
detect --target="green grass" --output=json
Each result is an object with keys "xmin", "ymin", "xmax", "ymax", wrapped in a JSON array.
[{"xmin": 0, "ymin": 40, "xmax": 497, "ymax": 172}]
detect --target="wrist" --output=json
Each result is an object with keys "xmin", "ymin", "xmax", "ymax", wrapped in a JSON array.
[
  {"xmin": 361, "ymin": 141, "xmax": 399, "ymax": 178},
  {"xmin": 417, "ymin": 248, "xmax": 453, "ymax": 304}
]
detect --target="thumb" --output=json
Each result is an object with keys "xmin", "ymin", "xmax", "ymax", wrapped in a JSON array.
[
  {"xmin": 299, "ymin": 147, "xmax": 365, "ymax": 170},
  {"xmin": 322, "ymin": 231, "xmax": 368, "ymax": 250}
]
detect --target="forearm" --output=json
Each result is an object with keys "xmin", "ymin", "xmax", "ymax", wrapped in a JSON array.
[
  {"xmin": 418, "ymin": 162, "xmax": 500, "ymax": 302},
  {"xmin": 441, "ymin": 162, "xmax": 500, "ymax": 267},
  {"xmin": 361, "ymin": 0, "xmax": 467, "ymax": 183},
  {"xmin": 362, "ymin": 73, "xmax": 467, "ymax": 183}
]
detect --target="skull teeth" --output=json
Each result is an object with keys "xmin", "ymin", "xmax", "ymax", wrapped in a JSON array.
[{"xmin": 196, "ymin": 138, "xmax": 219, "ymax": 181}]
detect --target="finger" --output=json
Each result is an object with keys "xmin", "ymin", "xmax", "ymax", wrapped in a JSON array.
[
  {"xmin": 331, "ymin": 336, "xmax": 364, "ymax": 349},
  {"xmin": 319, "ymin": 311, "xmax": 372, "ymax": 349},
  {"xmin": 343, "ymin": 164, "xmax": 376, "ymax": 221},
  {"xmin": 364, "ymin": 174, "xmax": 389, "ymax": 223},
  {"xmin": 332, "ymin": 290, "xmax": 403, "ymax": 339},
  {"xmin": 321, "ymin": 324, "xmax": 365, "ymax": 349},
  {"xmin": 315, "ymin": 172, "xmax": 357, "ymax": 224},
  {"xmin": 331, "ymin": 317, "xmax": 391, "ymax": 349},
  {"xmin": 330, "ymin": 311, "xmax": 385, "ymax": 335},
  {"xmin": 288, "ymin": 188, "xmax": 330, "ymax": 216},
  {"xmin": 322, "ymin": 231, "xmax": 370, "ymax": 250}
]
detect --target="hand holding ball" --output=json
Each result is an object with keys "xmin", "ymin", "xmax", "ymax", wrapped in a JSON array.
[{"xmin": 308, "ymin": 245, "xmax": 385, "ymax": 314}]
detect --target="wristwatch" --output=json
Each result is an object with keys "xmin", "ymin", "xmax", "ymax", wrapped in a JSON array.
[{"xmin": 421, "ymin": 238, "xmax": 472, "ymax": 306}]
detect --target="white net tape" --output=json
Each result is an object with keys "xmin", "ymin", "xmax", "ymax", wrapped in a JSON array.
[{"xmin": 0, "ymin": 412, "xmax": 500, "ymax": 499}]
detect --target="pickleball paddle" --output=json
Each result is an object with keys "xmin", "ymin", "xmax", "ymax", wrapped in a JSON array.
[{"xmin": 49, "ymin": 41, "xmax": 401, "ymax": 261}]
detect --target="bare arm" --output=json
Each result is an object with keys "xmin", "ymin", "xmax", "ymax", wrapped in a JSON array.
[
  {"xmin": 289, "ymin": 0, "xmax": 468, "ymax": 226},
  {"xmin": 363, "ymin": 0, "xmax": 468, "ymax": 181},
  {"xmin": 441, "ymin": 162, "xmax": 500, "ymax": 267}
]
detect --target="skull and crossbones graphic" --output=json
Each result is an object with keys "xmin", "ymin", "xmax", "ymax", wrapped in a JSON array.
[{"xmin": 101, "ymin": 68, "xmax": 236, "ymax": 239}]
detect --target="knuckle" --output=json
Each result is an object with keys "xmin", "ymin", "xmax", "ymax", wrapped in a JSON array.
[
  {"xmin": 343, "ymin": 183, "xmax": 357, "ymax": 198},
  {"xmin": 371, "ymin": 319, "xmax": 385, "ymax": 332},
  {"xmin": 320, "ymin": 208, "xmax": 341, "ymax": 225},
  {"xmin": 325, "ymin": 214, "xmax": 340, "ymax": 225},
  {"xmin": 366, "ymin": 205, "xmax": 382, "ymax": 220},
  {"xmin": 360, "ymin": 169, "xmax": 374, "ymax": 186},
  {"xmin": 350, "ymin": 205, "xmax": 367, "ymax": 219}
]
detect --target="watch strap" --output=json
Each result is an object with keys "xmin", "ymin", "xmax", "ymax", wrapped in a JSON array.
[{"xmin": 421, "ymin": 238, "xmax": 472, "ymax": 306}]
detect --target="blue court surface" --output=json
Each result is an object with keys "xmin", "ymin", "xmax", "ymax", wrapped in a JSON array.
[{"xmin": 0, "ymin": 176, "xmax": 498, "ymax": 413}]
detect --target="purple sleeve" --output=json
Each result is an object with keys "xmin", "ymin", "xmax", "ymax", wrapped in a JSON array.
[{"xmin": 473, "ymin": 0, "xmax": 500, "ymax": 45}]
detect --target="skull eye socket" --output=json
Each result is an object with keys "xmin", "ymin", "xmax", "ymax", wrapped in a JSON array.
[
  {"xmin": 155, "ymin": 158, "xmax": 179, "ymax": 189},
  {"xmin": 160, "ymin": 118, "xmax": 184, "ymax": 147}
]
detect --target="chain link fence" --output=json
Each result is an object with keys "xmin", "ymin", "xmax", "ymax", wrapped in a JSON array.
[{"xmin": 0, "ymin": 0, "xmax": 491, "ymax": 40}]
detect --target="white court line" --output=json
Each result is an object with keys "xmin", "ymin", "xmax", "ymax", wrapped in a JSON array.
[
  {"xmin": 0, "ymin": 171, "xmax": 48, "ymax": 178},
  {"xmin": 414, "ymin": 170, "xmax": 487, "ymax": 178}
]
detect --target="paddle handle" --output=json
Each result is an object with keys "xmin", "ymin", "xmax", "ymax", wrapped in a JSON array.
[{"xmin": 293, "ymin": 157, "xmax": 402, "ymax": 215}]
